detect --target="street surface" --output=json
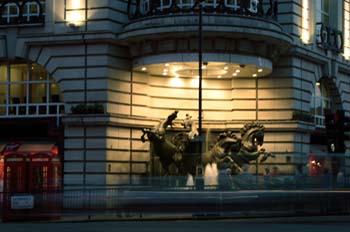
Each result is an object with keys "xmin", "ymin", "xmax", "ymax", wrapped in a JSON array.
[{"xmin": 1, "ymin": 216, "xmax": 350, "ymax": 232}]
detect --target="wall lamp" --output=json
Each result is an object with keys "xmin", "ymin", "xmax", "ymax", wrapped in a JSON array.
[{"xmin": 65, "ymin": 0, "xmax": 86, "ymax": 29}]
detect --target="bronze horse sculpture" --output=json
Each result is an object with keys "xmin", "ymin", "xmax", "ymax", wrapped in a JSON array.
[{"xmin": 141, "ymin": 111, "xmax": 274, "ymax": 175}]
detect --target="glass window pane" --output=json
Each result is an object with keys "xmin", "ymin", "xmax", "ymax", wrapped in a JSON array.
[
  {"xmin": 9, "ymin": 4, "xmax": 18, "ymax": 15},
  {"xmin": 322, "ymin": 0, "xmax": 329, "ymax": 13},
  {"xmin": 0, "ymin": 84, "xmax": 5, "ymax": 104},
  {"xmin": 10, "ymin": 84, "xmax": 26, "ymax": 103},
  {"xmin": 10, "ymin": 64, "xmax": 27, "ymax": 82},
  {"xmin": 30, "ymin": 83, "xmax": 46, "ymax": 103},
  {"xmin": 30, "ymin": 64, "xmax": 47, "ymax": 81},
  {"xmin": 0, "ymin": 65, "xmax": 7, "ymax": 82},
  {"xmin": 30, "ymin": 3, "xmax": 39, "ymax": 14},
  {"xmin": 50, "ymin": 82, "xmax": 62, "ymax": 102}
]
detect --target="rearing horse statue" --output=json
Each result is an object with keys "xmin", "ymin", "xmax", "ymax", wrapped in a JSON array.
[
  {"xmin": 141, "ymin": 111, "xmax": 274, "ymax": 176},
  {"xmin": 141, "ymin": 111, "xmax": 183, "ymax": 175}
]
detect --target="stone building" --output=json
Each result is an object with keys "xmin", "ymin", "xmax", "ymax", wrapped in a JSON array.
[{"xmin": 0, "ymin": 0, "xmax": 349, "ymax": 189}]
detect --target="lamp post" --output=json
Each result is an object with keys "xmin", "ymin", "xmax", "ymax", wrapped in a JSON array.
[
  {"xmin": 198, "ymin": 0, "xmax": 203, "ymax": 142},
  {"xmin": 195, "ymin": 0, "xmax": 204, "ymax": 190}
]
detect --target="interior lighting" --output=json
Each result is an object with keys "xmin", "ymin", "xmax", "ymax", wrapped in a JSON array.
[
  {"xmin": 316, "ymin": 81, "xmax": 320, "ymax": 86},
  {"xmin": 344, "ymin": 0, "xmax": 350, "ymax": 60},
  {"xmin": 301, "ymin": 0, "xmax": 310, "ymax": 44},
  {"xmin": 217, "ymin": 75, "xmax": 222, "ymax": 78},
  {"xmin": 224, "ymin": 66, "xmax": 228, "ymax": 70},
  {"xmin": 235, "ymin": 69, "xmax": 240, "ymax": 73},
  {"xmin": 258, "ymin": 68, "xmax": 263, "ymax": 73},
  {"xmin": 165, "ymin": 63, "xmax": 170, "ymax": 67},
  {"xmin": 141, "ymin": 67, "xmax": 147, "ymax": 71},
  {"xmin": 252, "ymin": 73, "xmax": 257, "ymax": 77},
  {"xmin": 233, "ymin": 73, "xmax": 237, "ymax": 76},
  {"xmin": 170, "ymin": 76, "xmax": 183, "ymax": 87}
]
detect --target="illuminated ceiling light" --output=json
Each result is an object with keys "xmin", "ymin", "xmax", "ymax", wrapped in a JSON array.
[
  {"xmin": 316, "ymin": 81, "xmax": 320, "ymax": 86},
  {"xmin": 224, "ymin": 66, "xmax": 228, "ymax": 70},
  {"xmin": 252, "ymin": 73, "xmax": 257, "ymax": 77},
  {"xmin": 258, "ymin": 68, "xmax": 263, "ymax": 73},
  {"xmin": 163, "ymin": 69, "xmax": 168, "ymax": 72},
  {"xmin": 235, "ymin": 69, "xmax": 240, "ymax": 73},
  {"xmin": 141, "ymin": 67, "xmax": 147, "ymax": 71},
  {"xmin": 165, "ymin": 63, "xmax": 170, "ymax": 67},
  {"xmin": 162, "ymin": 72, "xmax": 167, "ymax": 76},
  {"xmin": 217, "ymin": 75, "xmax": 222, "ymax": 78},
  {"xmin": 202, "ymin": 65, "xmax": 207, "ymax": 69},
  {"xmin": 232, "ymin": 73, "xmax": 237, "ymax": 76}
]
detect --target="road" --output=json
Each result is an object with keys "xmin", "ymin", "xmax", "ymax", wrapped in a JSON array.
[{"xmin": 1, "ymin": 216, "xmax": 350, "ymax": 232}]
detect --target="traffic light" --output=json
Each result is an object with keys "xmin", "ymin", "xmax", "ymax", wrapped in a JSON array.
[
  {"xmin": 345, "ymin": 115, "xmax": 350, "ymax": 141},
  {"xmin": 325, "ymin": 109, "xmax": 346, "ymax": 153}
]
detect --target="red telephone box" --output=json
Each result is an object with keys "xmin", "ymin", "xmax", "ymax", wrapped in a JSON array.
[
  {"xmin": 1, "ymin": 143, "xmax": 62, "ymax": 222},
  {"xmin": 0, "ymin": 156, "xmax": 4, "ymax": 204},
  {"xmin": 2, "ymin": 153, "xmax": 29, "ymax": 222}
]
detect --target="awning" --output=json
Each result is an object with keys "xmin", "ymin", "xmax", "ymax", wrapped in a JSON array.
[{"xmin": 1, "ymin": 141, "xmax": 56, "ymax": 154}]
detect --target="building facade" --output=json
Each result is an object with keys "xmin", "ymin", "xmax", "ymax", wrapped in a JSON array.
[{"xmin": 0, "ymin": 0, "xmax": 349, "ymax": 189}]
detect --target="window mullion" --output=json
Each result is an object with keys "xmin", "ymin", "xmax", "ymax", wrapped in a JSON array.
[
  {"xmin": 46, "ymin": 73, "xmax": 50, "ymax": 114},
  {"xmin": 6, "ymin": 63, "xmax": 10, "ymax": 116},
  {"xmin": 26, "ymin": 63, "xmax": 30, "ymax": 114}
]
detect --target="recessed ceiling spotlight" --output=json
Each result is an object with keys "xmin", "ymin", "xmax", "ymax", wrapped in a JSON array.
[
  {"xmin": 162, "ymin": 73, "xmax": 167, "ymax": 76},
  {"xmin": 163, "ymin": 69, "xmax": 168, "ymax": 72},
  {"xmin": 224, "ymin": 66, "xmax": 228, "ymax": 70},
  {"xmin": 235, "ymin": 69, "xmax": 240, "ymax": 73},
  {"xmin": 258, "ymin": 68, "xmax": 263, "ymax": 73},
  {"xmin": 141, "ymin": 67, "xmax": 147, "ymax": 71},
  {"xmin": 252, "ymin": 73, "xmax": 257, "ymax": 77},
  {"xmin": 233, "ymin": 73, "xmax": 237, "ymax": 76},
  {"xmin": 217, "ymin": 75, "xmax": 222, "ymax": 78},
  {"xmin": 165, "ymin": 63, "xmax": 170, "ymax": 67}
]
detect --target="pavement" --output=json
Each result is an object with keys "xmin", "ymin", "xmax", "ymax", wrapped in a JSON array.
[{"xmin": 1, "ymin": 215, "xmax": 350, "ymax": 232}]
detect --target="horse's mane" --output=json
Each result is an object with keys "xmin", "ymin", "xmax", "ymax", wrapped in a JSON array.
[{"xmin": 240, "ymin": 123, "xmax": 265, "ymax": 137}]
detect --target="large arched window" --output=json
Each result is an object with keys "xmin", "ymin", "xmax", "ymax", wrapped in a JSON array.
[{"xmin": 0, "ymin": 62, "xmax": 64, "ymax": 117}]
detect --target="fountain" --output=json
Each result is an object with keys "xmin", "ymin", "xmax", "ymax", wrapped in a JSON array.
[
  {"xmin": 204, "ymin": 163, "xmax": 219, "ymax": 187},
  {"xmin": 141, "ymin": 110, "xmax": 274, "ymax": 188},
  {"xmin": 185, "ymin": 173, "xmax": 195, "ymax": 188}
]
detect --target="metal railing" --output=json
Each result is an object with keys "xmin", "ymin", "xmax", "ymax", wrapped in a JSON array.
[
  {"xmin": 2, "ymin": 183, "xmax": 350, "ymax": 221},
  {"xmin": 0, "ymin": 103, "xmax": 64, "ymax": 118},
  {"xmin": 127, "ymin": 0, "xmax": 278, "ymax": 20}
]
